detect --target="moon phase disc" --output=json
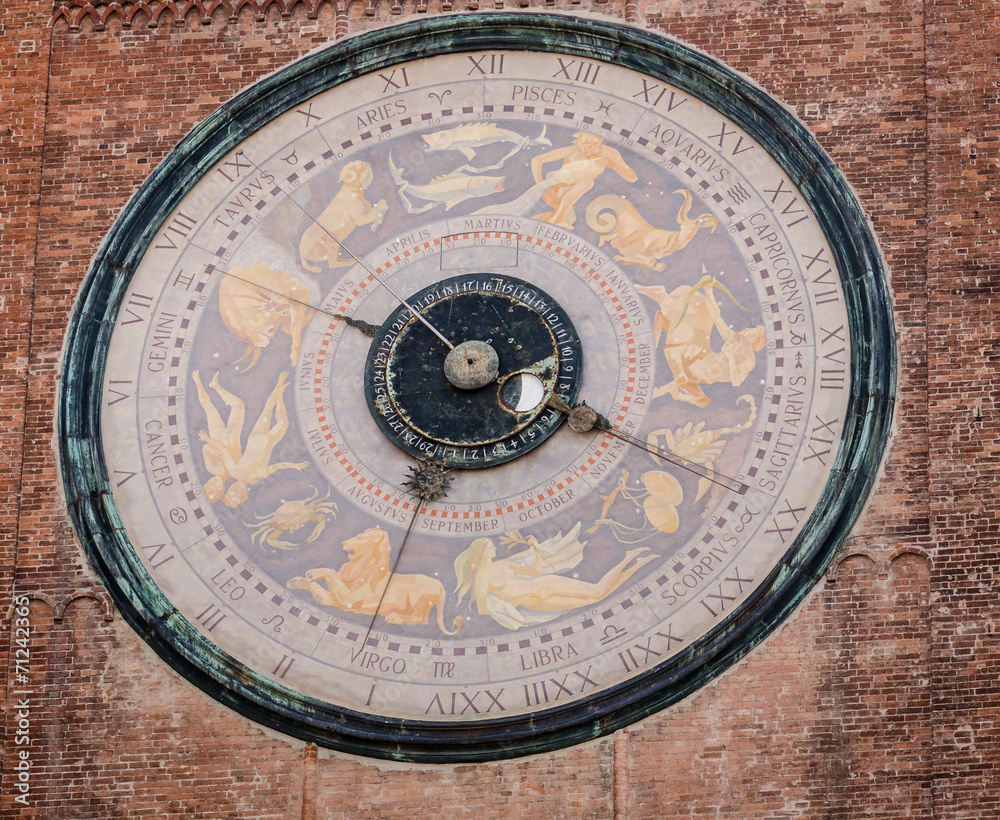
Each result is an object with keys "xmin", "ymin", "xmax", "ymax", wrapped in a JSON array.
[{"xmin": 363, "ymin": 273, "xmax": 583, "ymax": 469}]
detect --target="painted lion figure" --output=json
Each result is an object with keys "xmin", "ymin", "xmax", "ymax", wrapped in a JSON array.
[{"xmin": 286, "ymin": 527, "xmax": 462, "ymax": 635}]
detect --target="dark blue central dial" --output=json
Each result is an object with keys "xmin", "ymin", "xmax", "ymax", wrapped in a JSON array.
[{"xmin": 364, "ymin": 273, "xmax": 583, "ymax": 468}]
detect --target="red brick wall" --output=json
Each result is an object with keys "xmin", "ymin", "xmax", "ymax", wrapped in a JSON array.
[
  {"xmin": 925, "ymin": 0, "xmax": 1000, "ymax": 816},
  {"xmin": 1, "ymin": 2, "xmax": 56, "ymax": 814},
  {"xmin": 2, "ymin": 0, "xmax": 995, "ymax": 816}
]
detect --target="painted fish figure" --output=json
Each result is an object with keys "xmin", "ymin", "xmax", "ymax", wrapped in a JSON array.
[
  {"xmin": 473, "ymin": 178, "xmax": 557, "ymax": 217},
  {"xmin": 422, "ymin": 123, "xmax": 551, "ymax": 161},
  {"xmin": 390, "ymin": 154, "xmax": 504, "ymax": 214}
]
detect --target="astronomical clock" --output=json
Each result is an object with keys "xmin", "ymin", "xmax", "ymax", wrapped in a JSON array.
[{"xmin": 61, "ymin": 14, "xmax": 894, "ymax": 760}]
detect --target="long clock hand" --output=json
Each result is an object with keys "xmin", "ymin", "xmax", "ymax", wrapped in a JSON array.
[
  {"xmin": 221, "ymin": 266, "xmax": 382, "ymax": 338},
  {"xmin": 232, "ymin": 149, "xmax": 455, "ymax": 350},
  {"xmin": 358, "ymin": 461, "xmax": 454, "ymax": 653},
  {"xmin": 548, "ymin": 394, "xmax": 750, "ymax": 495}
]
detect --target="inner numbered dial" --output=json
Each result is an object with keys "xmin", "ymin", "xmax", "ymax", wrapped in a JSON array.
[
  {"xmin": 364, "ymin": 272, "xmax": 583, "ymax": 468},
  {"xmin": 101, "ymin": 48, "xmax": 851, "ymax": 722},
  {"xmin": 306, "ymin": 225, "xmax": 638, "ymax": 528}
]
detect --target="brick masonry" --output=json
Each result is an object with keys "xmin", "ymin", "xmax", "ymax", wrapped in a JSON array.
[{"xmin": 0, "ymin": 0, "xmax": 995, "ymax": 816}]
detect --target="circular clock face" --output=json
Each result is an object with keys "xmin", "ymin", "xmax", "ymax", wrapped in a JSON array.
[{"xmin": 61, "ymin": 14, "xmax": 894, "ymax": 761}]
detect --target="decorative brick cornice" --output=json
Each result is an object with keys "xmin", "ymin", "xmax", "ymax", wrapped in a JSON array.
[
  {"xmin": 50, "ymin": 0, "xmax": 625, "ymax": 33},
  {"xmin": 50, "ymin": 0, "xmax": 396, "ymax": 31}
]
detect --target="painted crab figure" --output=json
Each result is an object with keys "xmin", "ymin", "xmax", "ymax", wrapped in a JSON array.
[{"xmin": 246, "ymin": 488, "xmax": 338, "ymax": 551}]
